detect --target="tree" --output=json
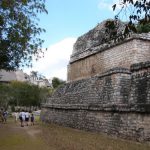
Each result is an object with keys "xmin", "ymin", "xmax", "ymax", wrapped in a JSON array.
[
  {"xmin": 30, "ymin": 71, "xmax": 38, "ymax": 80},
  {"xmin": 0, "ymin": 0, "xmax": 48, "ymax": 70},
  {"xmin": 9, "ymin": 81, "xmax": 20, "ymax": 106},
  {"xmin": 10, "ymin": 81, "xmax": 40, "ymax": 107},
  {"xmin": 9, "ymin": 81, "xmax": 52, "ymax": 107},
  {"xmin": 52, "ymin": 77, "xmax": 66, "ymax": 89},
  {"xmin": 0, "ymin": 83, "xmax": 12, "ymax": 108},
  {"xmin": 39, "ymin": 87, "xmax": 53, "ymax": 104},
  {"xmin": 0, "ymin": 80, "xmax": 52, "ymax": 108},
  {"xmin": 30, "ymin": 71, "xmax": 46, "ymax": 80},
  {"xmin": 105, "ymin": 0, "xmax": 150, "ymax": 39}
]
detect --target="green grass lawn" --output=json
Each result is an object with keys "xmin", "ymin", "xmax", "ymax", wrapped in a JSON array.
[{"xmin": 0, "ymin": 118, "xmax": 150, "ymax": 150}]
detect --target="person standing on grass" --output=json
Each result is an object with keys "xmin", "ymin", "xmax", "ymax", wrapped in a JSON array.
[
  {"xmin": 19, "ymin": 110, "xmax": 22, "ymax": 122},
  {"xmin": 14, "ymin": 111, "xmax": 19, "ymax": 122},
  {"xmin": 20, "ymin": 110, "xmax": 26, "ymax": 127},
  {"xmin": 3, "ymin": 110, "xmax": 8, "ymax": 123},
  {"xmin": 19, "ymin": 110, "xmax": 23, "ymax": 127},
  {"xmin": 30, "ymin": 113, "xmax": 34, "ymax": 126},
  {"xmin": 0, "ymin": 108, "xmax": 4, "ymax": 123},
  {"xmin": 25, "ymin": 111, "xmax": 30, "ymax": 126}
]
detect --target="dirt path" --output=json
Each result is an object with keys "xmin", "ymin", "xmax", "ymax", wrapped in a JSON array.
[
  {"xmin": 0, "ymin": 118, "xmax": 150, "ymax": 150},
  {"xmin": 0, "ymin": 119, "xmax": 50, "ymax": 150}
]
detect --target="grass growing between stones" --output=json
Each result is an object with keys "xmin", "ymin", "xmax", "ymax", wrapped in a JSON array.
[{"xmin": 0, "ymin": 118, "xmax": 150, "ymax": 150}]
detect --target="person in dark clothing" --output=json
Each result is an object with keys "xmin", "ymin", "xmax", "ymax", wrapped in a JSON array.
[
  {"xmin": 3, "ymin": 110, "xmax": 8, "ymax": 123},
  {"xmin": 0, "ymin": 109, "xmax": 4, "ymax": 123},
  {"xmin": 30, "ymin": 113, "xmax": 34, "ymax": 126}
]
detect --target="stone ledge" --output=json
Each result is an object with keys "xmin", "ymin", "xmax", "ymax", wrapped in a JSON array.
[
  {"xmin": 96, "ymin": 67, "xmax": 131, "ymax": 79},
  {"xmin": 131, "ymin": 61, "xmax": 150, "ymax": 72},
  {"xmin": 70, "ymin": 33, "xmax": 150, "ymax": 63},
  {"xmin": 42, "ymin": 103, "xmax": 150, "ymax": 113},
  {"xmin": 67, "ymin": 67, "xmax": 131, "ymax": 83}
]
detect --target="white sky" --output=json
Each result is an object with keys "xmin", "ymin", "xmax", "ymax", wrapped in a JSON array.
[
  {"xmin": 23, "ymin": 0, "xmax": 123, "ymax": 81},
  {"xmin": 24, "ymin": 38, "xmax": 77, "ymax": 81}
]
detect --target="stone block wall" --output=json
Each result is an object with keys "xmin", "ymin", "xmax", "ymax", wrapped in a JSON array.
[
  {"xmin": 68, "ymin": 38, "xmax": 150, "ymax": 82},
  {"xmin": 41, "ymin": 26, "xmax": 150, "ymax": 141},
  {"xmin": 47, "ymin": 68, "xmax": 131, "ymax": 106},
  {"xmin": 41, "ymin": 109, "xmax": 150, "ymax": 141},
  {"xmin": 129, "ymin": 62, "xmax": 150, "ymax": 109},
  {"xmin": 41, "ymin": 61, "xmax": 150, "ymax": 141}
]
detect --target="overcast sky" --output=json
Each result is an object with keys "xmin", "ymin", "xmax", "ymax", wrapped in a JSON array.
[{"xmin": 23, "ymin": 0, "xmax": 119, "ymax": 80}]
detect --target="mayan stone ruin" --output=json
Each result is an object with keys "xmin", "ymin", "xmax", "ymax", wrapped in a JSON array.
[{"xmin": 41, "ymin": 20, "xmax": 150, "ymax": 142}]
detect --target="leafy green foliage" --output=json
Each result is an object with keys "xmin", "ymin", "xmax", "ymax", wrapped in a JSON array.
[
  {"xmin": 136, "ymin": 22, "xmax": 150, "ymax": 33},
  {"xmin": 0, "ymin": 81, "xmax": 52, "ymax": 107},
  {"xmin": 105, "ymin": 0, "xmax": 150, "ymax": 40},
  {"xmin": 30, "ymin": 71, "xmax": 46, "ymax": 80},
  {"xmin": 52, "ymin": 77, "xmax": 66, "ymax": 89},
  {"xmin": 0, "ymin": 0, "xmax": 48, "ymax": 70},
  {"xmin": 0, "ymin": 83, "xmax": 12, "ymax": 108},
  {"xmin": 117, "ymin": 0, "xmax": 149, "ymax": 25},
  {"xmin": 39, "ymin": 87, "xmax": 54, "ymax": 103}
]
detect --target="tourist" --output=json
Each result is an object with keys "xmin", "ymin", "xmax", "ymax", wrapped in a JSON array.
[
  {"xmin": 3, "ymin": 110, "xmax": 8, "ymax": 123},
  {"xmin": 19, "ymin": 110, "xmax": 23, "ymax": 127},
  {"xmin": 19, "ymin": 111, "xmax": 22, "ymax": 122},
  {"xmin": 0, "ymin": 108, "xmax": 4, "ymax": 123},
  {"xmin": 14, "ymin": 111, "xmax": 19, "ymax": 122},
  {"xmin": 19, "ymin": 110, "xmax": 26, "ymax": 127},
  {"xmin": 25, "ymin": 111, "xmax": 30, "ymax": 126},
  {"xmin": 30, "ymin": 113, "xmax": 34, "ymax": 126}
]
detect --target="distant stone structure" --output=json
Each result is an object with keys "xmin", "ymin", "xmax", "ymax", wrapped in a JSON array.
[
  {"xmin": 41, "ymin": 20, "xmax": 150, "ymax": 141},
  {"xmin": 0, "ymin": 70, "xmax": 29, "ymax": 83},
  {"xmin": 0, "ymin": 70, "xmax": 51, "ymax": 87}
]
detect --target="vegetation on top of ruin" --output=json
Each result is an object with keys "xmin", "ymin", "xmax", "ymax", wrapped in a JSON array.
[{"xmin": 105, "ymin": 0, "xmax": 150, "ymax": 42}]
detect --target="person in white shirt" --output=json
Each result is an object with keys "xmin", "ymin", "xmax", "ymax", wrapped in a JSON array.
[
  {"xmin": 14, "ymin": 111, "xmax": 18, "ymax": 122},
  {"xmin": 25, "ymin": 111, "xmax": 30, "ymax": 126},
  {"xmin": 20, "ymin": 110, "xmax": 26, "ymax": 127}
]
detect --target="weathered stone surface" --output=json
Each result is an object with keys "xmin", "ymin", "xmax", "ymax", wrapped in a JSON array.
[
  {"xmin": 45, "ymin": 68, "xmax": 131, "ymax": 106},
  {"xmin": 72, "ymin": 19, "xmax": 126, "ymax": 56},
  {"xmin": 41, "ymin": 20, "xmax": 150, "ymax": 142},
  {"xmin": 70, "ymin": 28, "xmax": 150, "ymax": 64},
  {"xmin": 68, "ymin": 37, "xmax": 150, "ymax": 82},
  {"xmin": 41, "ymin": 109, "xmax": 150, "ymax": 142},
  {"xmin": 42, "ymin": 62, "xmax": 150, "ymax": 141}
]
